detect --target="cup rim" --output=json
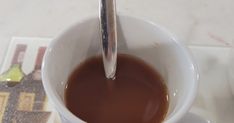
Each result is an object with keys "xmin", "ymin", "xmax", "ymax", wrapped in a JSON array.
[{"xmin": 42, "ymin": 14, "xmax": 199, "ymax": 123}]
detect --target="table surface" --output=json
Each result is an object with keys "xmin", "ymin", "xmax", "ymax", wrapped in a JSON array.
[{"xmin": 0, "ymin": 0, "xmax": 234, "ymax": 123}]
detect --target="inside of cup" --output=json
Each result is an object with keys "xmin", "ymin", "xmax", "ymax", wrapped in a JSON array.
[{"xmin": 43, "ymin": 15, "xmax": 197, "ymax": 122}]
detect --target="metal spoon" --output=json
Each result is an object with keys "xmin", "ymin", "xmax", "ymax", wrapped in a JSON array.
[{"xmin": 99, "ymin": 0, "xmax": 117, "ymax": 79}]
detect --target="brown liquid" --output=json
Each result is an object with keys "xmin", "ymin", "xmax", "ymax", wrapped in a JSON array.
[{"xmin": 65, "ymin": 54, "xmax": 169, "ymax": 123}]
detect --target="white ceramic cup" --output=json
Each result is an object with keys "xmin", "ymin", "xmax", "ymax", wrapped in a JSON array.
[{"xmin": 42, "ymin": 15, "xmax": 198, "ymax": 123}]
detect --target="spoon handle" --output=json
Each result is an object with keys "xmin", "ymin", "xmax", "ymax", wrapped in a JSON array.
[{"xmin": 99, "ymin": 0, "xmax": 117, "ymax": 79}]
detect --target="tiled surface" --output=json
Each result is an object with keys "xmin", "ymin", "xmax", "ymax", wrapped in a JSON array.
[{"xmin": 0, "ymin": 38, "xmax": 60, "ymax": 123}]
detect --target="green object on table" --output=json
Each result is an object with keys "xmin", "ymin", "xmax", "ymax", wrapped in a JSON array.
[{"xmin": 0, "ymin": 64, "xmax": 24, "ymax": 82}]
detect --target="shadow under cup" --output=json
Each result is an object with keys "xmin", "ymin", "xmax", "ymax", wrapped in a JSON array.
[{"xmin": 42, "ymin": 15, "xmax": 198, "ymax": 123}]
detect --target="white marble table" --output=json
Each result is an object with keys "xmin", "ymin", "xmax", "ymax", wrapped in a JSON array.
[{"xmin": 0, "ymin": 0, "xmax": 233, "ymax": 122}]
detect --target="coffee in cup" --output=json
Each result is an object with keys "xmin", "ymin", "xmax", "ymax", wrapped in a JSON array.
[
  {"xmin": 65, "ymin": 54, "xmax": 169, "ymax": 123},
  {"xmin": 42, "ymin": 15, "xmax": 198, "ymax": 123}
]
